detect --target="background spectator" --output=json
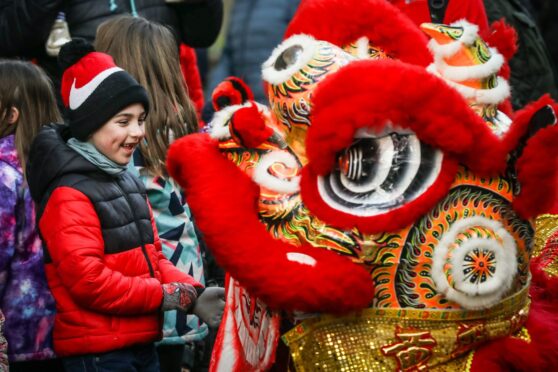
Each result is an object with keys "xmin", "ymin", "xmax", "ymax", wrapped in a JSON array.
[
  {"xmin": 206, "ymin": 0, "xmax": 300, "ymax": 105},
  {"xmin": 96, "ymin": 16, "xmax": 219, "ymax": 372},
  {"xmin": 0, "ymin": 0, "xmax": 223, "ymax": 111},
  {"xmin": 483, "ymin": 0, "xmax": 558, "ymax": 109},
  {"xmin": 0, "ymin": 60, "xmax": 61, "ymax": 372},
  {"xmin": 389, "ymin": 0, "xmax": 490, "ymax": 33}
]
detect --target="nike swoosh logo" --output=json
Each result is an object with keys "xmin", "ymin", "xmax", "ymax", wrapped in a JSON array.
[{"xmin": 69, "ymin": 67, "xmax": 123, "ymax": 110}]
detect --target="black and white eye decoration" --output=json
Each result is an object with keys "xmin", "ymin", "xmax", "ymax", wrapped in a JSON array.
[
  {"xmin": 317, "ymin": 126, "xmax": 444, "ymax": 217},
  {"xmin": 262, "ymin": 34, "xmax": 318, "ymax": 85}
]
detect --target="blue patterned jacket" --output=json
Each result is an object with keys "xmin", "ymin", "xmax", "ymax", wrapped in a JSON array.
[{"xmin": 130, "ymin": 151, "xmax": 208, "ymax": 344}]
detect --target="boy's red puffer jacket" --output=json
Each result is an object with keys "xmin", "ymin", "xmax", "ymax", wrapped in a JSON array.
[{"xmin": 27, "ymin": 124, "xmax": 202, "ymax": 356}]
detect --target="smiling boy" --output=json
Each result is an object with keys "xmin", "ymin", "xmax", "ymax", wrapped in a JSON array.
[{"xmin": 26, "ymin": 39, "xmax": 223, "ymax": 372}]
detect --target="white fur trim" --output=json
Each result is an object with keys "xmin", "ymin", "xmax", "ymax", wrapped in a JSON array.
[
  {"xmin": 435, "ymin": 49, "xmax": 504, "ymax": 82},
  {"xmin": 262, "ymin": 34, "xmax": 318, "ymax": 85},
  {"xmin": 449, "ymin": 20, "xmax": 479, "ymax": 46},
  {"xmin": 431, "ymin": 216, "xmax": 518, "ymax": 310},
  {"xmin": 428, "ymin": 65, "xmax": 511, "ymax": 105},
  {"xmin": 253, "ymin": 151, "xmax": 300, "ymax": 194},
  {"xmin": 208, "ymin": 103, "xmax": 245, "ymax": 140},
  {"xmin": 451, "ymin": 237, "xmax": 516, "ymax": 295},
  {"xmin": 209, "ymin": 101, "xmax": 270, "ymax": 141},
  {"xmin": 428, "ymin": 38, "xmax": 464, "ymax": 59},
  {"xmin": 448, "ymin": 77, "xmax": 510, "ymax": 105},
  {"xmin": 355, "ymin": 36, "xmax": 370, "ymax": 59},
  {"xmin": 492, "ymin": 110, "xmax": 513, "ymax": 136},
  {"xmin": 287, "ymin": 252, "xmax": 317, "ymax": 267}
]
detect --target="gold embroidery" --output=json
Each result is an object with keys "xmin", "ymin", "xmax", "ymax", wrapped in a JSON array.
[
  {"xmin": 282, "ymin": 287, "xmax": 529, "ymax": 371},
  {"xmin": 533, "ymin": 214, "xmax": 558, "ymax": 277}
]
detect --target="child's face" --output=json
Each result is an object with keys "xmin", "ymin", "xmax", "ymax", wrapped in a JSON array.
[{"xmin": 89, "ymin": 103, "xmax": 146, "ymax": 165}]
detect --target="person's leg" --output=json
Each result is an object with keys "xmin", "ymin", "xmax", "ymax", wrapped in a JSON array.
[
  {"xmin": 9, "ymin": 359, "xmax": 63, "ymax": 372},
  {"xmin": 182, "ymin": 342, "xmax": 195, "ymax": 372},
  {"xmin": 61, "ymin": 355, "xmax": 98, "ymax": 372},
  {"xmin": 63, "ymin": 348, "xmax": 136, "ymax": 372},
  {"xmin": 133, "ymin": 343, "xmax": 160, "ymax": 372},
  {"xmin": 157, "ymin": 344, "xmax": 184, "ymax": 372}
]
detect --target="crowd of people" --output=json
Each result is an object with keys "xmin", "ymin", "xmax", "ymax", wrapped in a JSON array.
[{"xmin": 0, "ymin": 0, "xmax": 557, "ymax": 371}]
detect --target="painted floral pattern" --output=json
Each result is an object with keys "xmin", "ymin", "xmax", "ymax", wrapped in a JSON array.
[{"xmin": 0, "ymin": 135, "xmax": 55, "ymax": 361}]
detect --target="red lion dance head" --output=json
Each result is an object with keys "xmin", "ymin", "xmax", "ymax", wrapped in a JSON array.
[{"xmin": 168, "ymin": 0, "xmax": 558, "ymax": 370}]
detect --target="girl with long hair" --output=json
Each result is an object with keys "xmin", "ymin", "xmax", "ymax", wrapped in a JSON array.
[
  {"xmin": 96, "ymin": 16, "xmax": 224, "ymax": 372},
  {"xmin": 0, "ymin": 60, "xmax": 61, "ymax": 372}
]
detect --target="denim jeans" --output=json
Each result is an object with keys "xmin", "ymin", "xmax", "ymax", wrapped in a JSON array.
[{"xmin": 62, "ymin": 343, "xmax": 159, "ymax": 372}]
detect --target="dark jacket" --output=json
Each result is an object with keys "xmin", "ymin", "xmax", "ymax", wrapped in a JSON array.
[
  {"xmin": 0, "ymin": 0, "xmax": 222, "ymax": 56},
  {"xmin": 27, "ymin": 124, "xmax": 201, "ymax": 357},
  {"xmin": 483, "ymin": 0, "xmax": 558, "ymax": 109},
  {"xmin": 0, "ymin": 134, "xmax": 56, "ymax": 361},
  {"xmin": 0, "ymin": 0, "xmax": 63, "ymax": 56},
  {"xmin": 208, "ymin": 0, "xmax": 300, "ymax": 103},
  {"xmin": 0, "ymin": 0, "xmax": 223, "ymax": 108}
]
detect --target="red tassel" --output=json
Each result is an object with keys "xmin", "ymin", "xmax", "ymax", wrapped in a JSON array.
[
  {"xmin": 229, "ymin": 103, "xmax": 273, "ymax": 148},
  {"xmin": 179, "ymin": 44, "xmax": 204, "ymax": 121}
]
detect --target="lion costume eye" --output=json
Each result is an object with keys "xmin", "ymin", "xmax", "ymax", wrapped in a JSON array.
[
  {"xmin": 317, "ymin": 129, "xmax": 444, "ymax": 217},
  {"xmin": 274, "ymin": 45, "xmax": 304, "ymax": 71},
  {"xmin": 262, "ymin": 34, "xmax": 318, "ymax": 85}
]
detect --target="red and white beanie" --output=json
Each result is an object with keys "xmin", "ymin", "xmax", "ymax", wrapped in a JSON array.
[{"xmin": 59, "ymin": 38, "xmax": 149, "ymax": 141}]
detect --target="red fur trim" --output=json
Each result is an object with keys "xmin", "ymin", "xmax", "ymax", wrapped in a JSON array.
[
  {"xmin": 481, "ymin": 20, "xmax": 517, "ymax": 106},
  {"xmin": 512, "ymin": 102, "xmax": 558, "ymax": 218},
  {"xmin": 470, "ymin": 300, "xmax": 558, "ymax": 371},
  {"xmin": 470, "ymin": 258, "xmax": 558, "ymax": 371},
  {"xmin": 167, "ymin": 134, "xmax": 374, "ymax": 314},
  {"xmin": 306, "ymin": 59, "xmax": 505, "ymax": 177},
  {"xmin": 481, "ymin": 20, "xmax": 518, "ymax": 62},
  {"xmin": 502, "ymin": 95, "xmax": 555, "ymax": 154},
  {"xmin": 229, "ymin": 76, "xmax": 254, "ymax": 101},
  {"xmin": 285, "ymin": 0, "xmax": 432, "ymax": 66},
  {"xmin": 180, "ymin": 44, "xmax": 204, "ymax": 120},
  {"xmin": 301, "ymin": 157, "xmax": 459, "ymax": 233},
  {"xmin": 212, "ymin": 77, "xmax": 255, "ymax": 111},
  {"xmin": 212, "ymin": 81, "xmax": 243, "ymax": 110},
  {"xmin": 499, "ymin": 62, "xmax": 511, "ymax": 80},
  {"xmin": 530, "ymin": 259, "xmax": 558, "ymax": 305},
  {"xmin": 230, "ymin": 103, "xmax": 273, "ymax": 148},
  {"xmin": 499, "ymin": 99, "xmax": 514, "ymax": 117}
]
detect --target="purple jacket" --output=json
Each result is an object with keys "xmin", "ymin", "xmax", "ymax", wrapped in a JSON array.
[{"xmin": 0, "ymin": 135, "xmax": 55, "ymax": 361}]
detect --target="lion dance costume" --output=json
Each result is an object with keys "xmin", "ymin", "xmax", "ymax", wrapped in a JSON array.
[{"xmin": 167, "ymin": 0, "xmax": 558, "ymax": 370}]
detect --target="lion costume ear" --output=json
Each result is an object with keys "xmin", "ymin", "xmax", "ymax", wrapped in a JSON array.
[
  {"xmin": 511, "ymin": 99, "xmax": 558, "ymax": 219},
  {"xmin": 284, "ymin": 0, "xmax": 432, "ymax": 66},
  {"xmin": 211, "ymin": 76, "xmax": 254, "ymax": 111}
]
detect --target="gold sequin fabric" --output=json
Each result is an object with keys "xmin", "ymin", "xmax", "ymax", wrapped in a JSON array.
[
  {"xmin": 282, "ymin": 286, "xmax": 529, "ymax": 371},
  {"xmin": 533, "ymin": 214, "xmax": 558, "ymax": 277}
]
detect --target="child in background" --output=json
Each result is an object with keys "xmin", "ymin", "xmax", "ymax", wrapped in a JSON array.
[
  {"xmin": 0, "ymin": 60, "xmax": 61, "ymax": 372},
  {"xmin": 95, "ymin": 16, "xmax": 225, "ymax": 372},
  {"xmin": 26, "ymin": 39, "xmax": 223, "ymax": 372}
]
